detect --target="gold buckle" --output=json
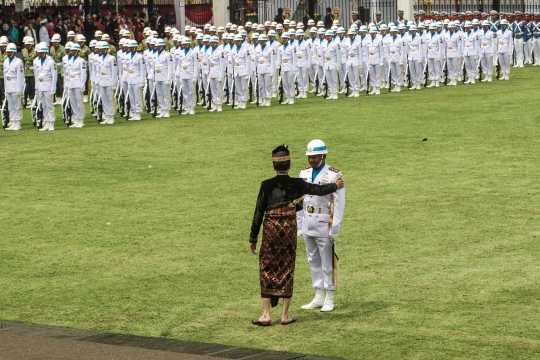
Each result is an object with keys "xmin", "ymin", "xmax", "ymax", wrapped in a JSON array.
[{"xmin": 307, "ymin": 204, "xmax": 314, "ymax": 213}]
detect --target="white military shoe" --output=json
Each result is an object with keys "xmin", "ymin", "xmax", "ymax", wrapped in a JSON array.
[
  {"xmin": 301, "ymin": 289, "xmax": 325, "ymax": 310},
  {"xmin": 320, "ymin": 290, "xmax": 335, "ymax": 312}
]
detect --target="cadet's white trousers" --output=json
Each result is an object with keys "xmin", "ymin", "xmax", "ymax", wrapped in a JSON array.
[
  {"xmin": 233, "ymin": 75, "xmax": 247, "ymax": 102},
  {"xmin": 282, "ymin": 71, "xmax": 294, "ymax": 98},
  {"xmin": 6, "ymin": 92, "xmax": 22, "ymax": 121},
  {"xmin": 98, "ymin": 86, "xmax": 113, "ymax": 116},
  {"xmin": 272, "ymin": 69, "xmax": 278, "ymax": 92},
  {"xmin": 368, "ymin": 63, "xmax": 380, "ymax": 88},
  {"xmin": 36, "ymin": 90, "xmax": 54, "ymax": 122},
  {"xmin": 324, "ymin": 68, "xmax": 338, "ymax": 93},
  {"xmin": 360, "ymin": 64, "xmax": 368, "ymax": 85},
  {"xmin": 409, "ymin": 60, "xmax": 423, "ymax": 85},
  {"xmin": 498, "ymin": 52, "xmax": 511, "ymax": 75},
  {"xmin": 428, "ymin": 58, "xmax": 440, "ymax": 81},
  {"xmin": 309, "ymin": 63, "xmax": 318, "ymax": 88},
  {"xmin": 464, "ymin": 55, "xmax": 476, "ymax": 78},
  {"xmin": 524, "ymin": 40, "xmax": 532, "ymax": 63},
  {"xmin": 257, "ymin": 73, "xmax": 271, "ymax": 99},
  {"xmin": 297, "ymin": 67, "xmax": 308, "ymax": 92},
  {"xmin": 381, "ymin": 60, "xmax": 389, "ymax": 83},
  {"xmin": 532, "ymin": 38, "xmax": 540, "ymax": 64},
  {"xmin": 389, "ymin": 62, "xmax": 402, "ymax": 85},
  {"xmin": 181, "ymin": 79, "xmax": 195, "ymax": 109},
  {"xmin": 69, "ymin": 88, "xmax": 85, "ymax": 120},
  {"xmin": 208, "ymin": 77, "xmax": 222, "ymax": 105},
  {"xmin": 514, "ymin": 38, "xmax": 524, "ymax": 65},
  {"xmin": 303, "ymin": 235, "xmax": 338, "ymax": 292},
  {"xmin": 128, "ymin": 83, "xmax": 143, "ymax": 113},
  {"xmin": 480, "ymin": 53, "xmax": 493, "ymax": 75},
  {"xmin": 337, "ymin": 62, "xmax": 346, "ymax": 89},
  {"xmin": 155, "ymin": 81, "xmax": 171, "ymax": 111},
  {"xmin": 447, "ymin": 57, "xmax": 458, "ymax": 80},
  {"xmin": 346, "ymin": 64, "xmax": 359, "ymax": 90},
  {"xmin": 121, "ymin": 80, "xmax": 128, "ymax": 99}
]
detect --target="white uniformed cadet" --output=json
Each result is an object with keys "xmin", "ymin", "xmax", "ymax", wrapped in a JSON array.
[
  {"xmin": 253, "ymin": 34, "xmax": 275, "ymax": 106},
  {"xmin": 88, "ymin": 40, "xmax": 98, "ymax": 114},
  {"xmin": 117, "ymin": 39, "xmax": 129, "ymax": 103},
  {"xmin": 406, "ymin": 25, "xmax": 425, "ymax": 90},
  {"xmin": 388, "ymin": 26, "xmax": 406, "ymax": 92},
  {"xmin": 445, "ymin": 23, "xmax": 461, "ymax": 86},
  {"xmin": 358, "ymin": 26, "xmax": 370, "ymax": 92},
  {"xmin": 178, "ymin": 37, "xmax": 199, "ymax": 115},
  {"xmin": 197, "ymin": 35, "xmax": 211, "ymax": 106},
  {"xmin": 497, "ymin": 20, "xmax": 513, "ymax": 80},
  {"xmin": 298, "ymin": 139, "xmax": 345, "ymax": 313},
  {"xmin": 367, "ymin": 27, "xmax": 383, "ymax": 95},
  {"xmin": 462, "ymin": 21, "xmax": 478, "ymax": 84},
  {"xmin": 321, "ymin": 30, "xmax": 341, "ymax": 99},
  {"xmin": 126, "ymin": 40, "xmax": 146, "ymax": 121},
  {"xmin": 3, "ymin": 43, "xmax": 24, "ymax": 131},
  {"xmin": 33, "ymin": 43, "xmax": 57, "ymax": 131},
  {"xmin": 293, "ymin": 30, "xmax": 310, "ymax": 98},
  {"xmin": 307, "ymin": 27, "xmax": 319, "ymax": 93},
  {"xmin": 207, "ymin": 36, "xmax": 225, "ymax": 112},
  {"xmin": 479, "ymin": 21, "xmax": 495, "ymax": 82},
  {"xmin": 144, "ymin": 36, "xmax": 156, "ymax": 101},
  {"xmin": 231, "ymin": 34, "xmax": 250, "ymax": 109},
  {"xmin": 314, "ymin": 28, "xmax": 327, "ymax": 96},
  {"xmin": 345, "ymin": 29, "xmax": 362, "ymax": 97},
  {"xmin": 426, "ymin": 23, "xmax": 444, "ymax": 87},
  {"xmin": 96, "ymin": 41, "xmax": 117, "ymax": 125},
  {"xmin": 380, "ymin": 24, "xmax": 391, "ymax": 89},
  {"xmin": 65, "ymin": 43, "xmax": 87, "ymax": 128},
  {"xmin": 153, "ymin": 38, "xmax": 173, "ymax": 118},
  {"xmin": 267, "ymin": 30, "xmax": 280, "ymax": 98},
  {"xmin": 335, "ymin": 28, "xmax": 348, "ymax": 94},
  {"xmin": 277, "ymin": 32, "xmax": 297, "ymax": 105}
]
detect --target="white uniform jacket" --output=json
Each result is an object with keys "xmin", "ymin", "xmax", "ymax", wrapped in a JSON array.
[
  {"xmin": 3, "ymin": 57, "xmax": 24, "ymax": 93},
  {"xmin": 179, "ymin": 47, "xmax": 200, "ymax": 80},
  {"xmin": 231, "ymin": 43, "xmax": 251, "ymax": 77},
  {"xmin": 294, "ymin": 38, "xmax": 312, "ymax": 68},
  {"xmin": 96, "ymin": 54, "xmax": 116, "ymax": 87},
  {"xmin": 277, "ymin": 42, "xmax": 297, "ymax": 72},
  {"xmin": 253, "ymin": 44, "xmax": 275, "ymax": 75},
  {"xmin": 479, "ymin": 29, "xmax": 495, "ymax": 54},
  {"xmin": 367, "ymin": 35, "xmax": 383, "ymax": 64},
  {"xmin": 321, "ymin": 39, "xmax": 342, "ymax": 70},
  {"xmin": 388, "ymin": 35, "xmax": 407, "ymax": 63},
  {"xmin": 462, "ymin": 30, "xmax": 478, "ymax": 57},
  {"xmin": 154, "ymin": 50, "xmax": 173, "ymax": 82},
  {"xmin": 207, "ymin": 46, "xmax": 225, "ymax": 79},
  {"xmin": 426, "ymin": 32, "xmax": 444, "ymax": 59},
  {"xmin": 65, "ymin": 56, "xmax": 87, "ymax": 89},
  {"xmin": 496, "ymin": 28, "xmax": 513, "ymax": 53},
  {"xmin": 33, "ymin": 55, "xmax": 57, "ymax": 92},
  {"xmin": 127, "ymin": 52, "xmax": 146, "ymax": 85},
  {"xmin": 406, "ymin": 34, "xmax": 425, "ymax": 61},
  {"xmin": 345, "ymin": 37, "xmax": 364, "ymax": 66},
  {"xmin": 445, "ymin": 31, "xmax": 462, "ymax": 58},
  {"xmin": 297, "ymin": 164, "xmax": 345, "ymax": 236}
]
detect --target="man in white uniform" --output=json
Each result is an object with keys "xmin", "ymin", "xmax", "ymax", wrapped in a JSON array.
[
  {"xmin": 126, "ymin": 40, "xmax": 146, "ymax": 121},
  {"xmin": 3, "ymin": 43, "xmax": 24, "ymax": 131},
  {"xmin": 65, "ymin": 43, "xmax": 87, "ymax": 128},
  {"xmin": 298, "ymin": 139, "xmax": 345, "ymax": 313},
  {"xmin": 33, "ymin": 43, "xmax": 57, "ymax": 131}
]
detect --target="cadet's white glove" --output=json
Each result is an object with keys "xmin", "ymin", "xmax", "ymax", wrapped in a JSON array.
[
  {"xmin": 192, "ymin": 78, "xmax": 197, "ymax": 84},
  {"xmin": 297, "ymin": 229, "xmax": 303, "ymax": 238},
  {"xmin": 294, "ymin": 71, "xmax": 298, "ymax": 76},
  {"xmin": 167, "ymin": 80, "xmax": 171, "ymax": 86},
  {"xmin": 399, "ymin": 62, "xmax": 403, "ymax": 66},
  {"xmin": 329, "ymin": 233, "xmax": 339, "ymax": 242},
  {"xmin": 80, "ymin": 89, "xmax": 85, "ymax": 93},
  {"xmin": 276, "ymin": 65, "xmax": 281, "ymax": 70},
  {"xmin": 140, "ymin": 83, "xmax": 144, "ymax": 88},
  {"xmin": 50, "ymin": 91, "xmax": 55, "ymax": 96},
  {"xmin": 112, "ymin": 86, "xmax": 117, "ymax": 92},
  {"xmin": 380, "ymin": 63, "xmax": 384, "ymax": 67},
  {"xmin": 219, "ymin": 77, "xmax": 223, "ymax": 82}
]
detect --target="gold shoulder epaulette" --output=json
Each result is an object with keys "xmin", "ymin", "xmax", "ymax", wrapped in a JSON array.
[
  {"xmin": 329, "ymin": 167, "xmax": 340, "ymax": 173},
  {"xmin": 302, "ymin": 166, "xmax": 311, "ymax": 170}
]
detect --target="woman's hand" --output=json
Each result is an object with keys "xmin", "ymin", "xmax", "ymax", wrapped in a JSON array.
[
  {"xmin": 249, "ymin": 242, "xmax": 257, "ymax": 254},
  {"xmin": 334, "ymin": 175, "xmax": 344, "ymax": 189}
]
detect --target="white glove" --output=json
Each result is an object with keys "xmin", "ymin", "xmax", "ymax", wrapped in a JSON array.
[
  {"xmin": 219, "ymin": 78, "xmax": 223, "ymax": 82},
  {"xmin": 167, "ymin": 80, "xmax": 171, "ymax": 86},
  {"xmin": 474, "ymin": 56, "xmax": 479, "ymax": 61},
  {"xmin": 276, "ymin": 65, "xmax": 281, "ymax": 70},
  {"xmin": 112, "ymin": 86, "xmax": 117, "ymax": 92},
  {"xmin": 329, "ymin": 233, "xmax": 339, "ymax": 241},
  {"xmin": 50, "ymin": 91, "xmax": 55, "ymax": 96},
  {"xmin": 399, "ymin": 62, "xmax": 403, "ymax": 66},
  {"xmin": 294, "ymin": 71, "xmax": 298, "ymax": 77},
  {"xmin": 192, "ymin": 78, "xmax": 197, "ymax": 84},
  {"xmin": 380, "ymin": 63, "xmax": 384, "ymax": 67},
  {"xmin": 297, "ymin": 229, "xmax": 303, "ymax": 238},
  {"xmin": 140, "ymin": 83, "xmax": 144, "ymax": 89}
]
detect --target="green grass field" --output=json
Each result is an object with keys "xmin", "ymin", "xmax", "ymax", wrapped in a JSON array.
[{"xmin": 1, "ymin": 67, "xmax": 540, "ymax": 359}]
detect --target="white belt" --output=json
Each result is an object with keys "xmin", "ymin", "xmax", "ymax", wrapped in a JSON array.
[
  {"xmin": 37, "ymin": 77, "xmax": 52, "ymax": 82},
  {"xmin": 306, "ymin": 204, "xmax": 330, "ymax": 214}
]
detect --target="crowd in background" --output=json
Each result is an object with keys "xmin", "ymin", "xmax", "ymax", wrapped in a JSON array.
[{"xmin": 0, "ymin": 8, "xmax": 153, "ymax": 47}]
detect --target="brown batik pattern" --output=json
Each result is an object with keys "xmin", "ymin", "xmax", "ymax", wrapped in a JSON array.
[{"xmin": 259, "ymin": 205, "xmax": 297, "ymax": 298}]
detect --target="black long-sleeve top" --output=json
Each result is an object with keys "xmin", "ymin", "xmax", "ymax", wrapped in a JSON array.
[{"xmin": 249, "ymin": 175, "xmax": 338, "ymax": 242}]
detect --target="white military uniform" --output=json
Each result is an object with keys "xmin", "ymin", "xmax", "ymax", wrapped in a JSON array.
[
  {"xmin": 497, "ymin": 27, "xmax": 513, "ymax": 78},
  {"xmin": 97, "ymin": 53, "xmax": 117, "ymax": 120},
  {"xmin": 479, "ymin": 28, "xmax": 495, "ymax": 78},
  {"xmin": 445, "ymin": 29, "xmax": 462, "ymax": 83},
  {"xmin": 277, "ymin": 41, "xmax": 297, "ymax": 101},
  {"xmin": 426, "ymin": 31, "xmax": 444, "ymax": 84},
  {"xmin": 127, "ymin": 50, "xmax": 146, "ymax": 118},
  {"xmin": 231, "ymin": 42, "xmax": 251, "ymax": 107},
  {"xmin": 206, "ymin": 45, "xmax": 225, "ymax": 109},
  {"xmin": 406, "ymin": 34, "xmax": 425, "ymax": 88},
  {"xmin": 179, "ymin": 46, "xmax": 199, "ymax": 113},
  {"xmin": 294, "ymin": 38, "xmax": 311, "ymax": 96},
  {"xmin": 388, "ymin": 34, "xmax": 407, "ymax": 89},
  {"xmin": 117, "ymin": 49, "xmax": 129, "ymax": 99},
  {"xmin": 321, "ymin": 37, "xmax": 342, "ymax": 97},
  {"xmin": 367, "ymin": 34, "xmax": 383, "ymax": 93},
  {"xmin": 3, "ymin": 56, "xmax": 25, "ymax": 126},
  {"xmin": 345, "ymin": 35, "xmax": 363, "ymax": 94},
  {"xmin": 253, "ymin": 44, "xmax": 275, "ymax": 104},
  {"xmin": 153, "ymin": 49, "xmax": 173, "ymax": 113},
  {"xmin": 462, "ymin": 29, "xmax": 478, "ymax": 81},
  {"xmin": 33, "ymin": 55, "xmax": 57, "ymax": 125},
  {"xmin": 64, "ymin": 54, "xmax": 87, "ymax": 125},
  {"xmin": 298, "ymin": 163, "xmax": 345, "ymax": 293}
]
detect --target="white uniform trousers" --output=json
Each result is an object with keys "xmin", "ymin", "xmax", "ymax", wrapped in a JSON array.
[
  {"xmin": 346, "ymin": 64, "xmax": 359, "ymax": 90},
  {"xmin": 272, "ymin": 69, "xmax": 278, "ymax": 93},
  {"xmin": 389, "ymin": 62, "xmax": 403, "ymax": 85},
  {"xmin": 303, "ymin": 235, "xmax": 338, "ymax": 292},
  {"xmin": 128, "ymin": 84, "xmax": 143, "ymax": 113},
  {"xmin": 382, "ymin": 60, "xmax": 389, "ymax": 83},
  {"xmin": 257, "ymin": 73, "xmax": 271, "ymax": 99},
  {"xmin": 148, "ymin": 80, "xmax": 154, "ymax": 95},
  {"xmin": 447, "ymin": 57, "xmax": 458, "ymax": 80},
  {"xmin": 99, "ymin": 86, "xmax": 113, "ymax": 116},
  {"xmin": 360, "ymin": 64, "xmax": 368, "ymax": 85},
  {"xmin": 155, "ymin": 81, "xmax": 171, "ymax": 111},
  {"xmin": 524, "ymin": 40, "xmax": 532, "ymax": 63},
  {"xmin": 533, "ymin": 38, "xmax": 540, "ymax": 64},
  {"xmin": 69, "ymin": 88, "xmax": 85, "ymax": 120},
  {"xmin": 493, "ymin": 42, "xmax": 499, "ymax": 66},
  {"xmin": 409, "ymin": 60, "xmax": 423, "ymax": 84},
  {"xmin": 325, "ymin": 68, "xmax": 338, "ymax": 92},
  {"xmin": 428, "ymin": 58, "xmax": 440, "ymax": 81},
  {"xmin": 282, "ymin": 71, "xmax": 294, "ymax": 98},
  {"xmin": 368, "ymin": 63, "xmax": 381, "ymax": 88},
  {"xmin": 296, "ymin": 67, "xmax": 308, "ymax": 92},
  {"xmin": 233, "ymin": 75, "xmax": 247, "ymax": 102},
  {"xmin": 208, "ymin": 77, "xmax": 222, "ymax": 106},
  {"xmin": 181, "ymin": 79, "xmax": 195, "ymax": 109},
  {"xmin": 498, "ymin": 52, "xmax": 511, "ymax": 75},
  {"xmin": 480, "ymin": 54, "xmax": 493, "ymax": 75},
  {"xmin": 464, "ymin": 55, "xmax": 476, "ymax": 78},
  {"xmin": 514, "ymin": 38, "xmax": 524, "ymax": 66},
  {"xmin": 6, "ymin": 92, "xmax": 22, "ymax": 121},
  {"xmin": 337, "ymin": 63, "xmax": 346, "ymax": 89},
  {"xmin": 36, "ymin": 90, "xmax": 54, "ymax": 122},
  {"xmin": 309, "ymin": 63, "xmax": 318, "ymax": 88}
]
